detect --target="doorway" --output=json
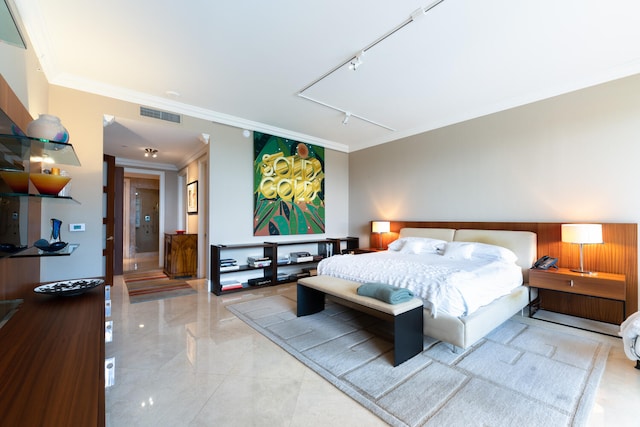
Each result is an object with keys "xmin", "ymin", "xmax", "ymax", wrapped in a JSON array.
[
  {"xmin": 134, "ymin": 188, "xmax": 159, "ymax": 253},
  {"xmin": 123, "ymin": 174, "xmax": 162, "ymax": 272}
]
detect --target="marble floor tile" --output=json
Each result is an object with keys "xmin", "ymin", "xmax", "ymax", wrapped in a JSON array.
[{"xmin": 106, "ymin": 275, "xmax": 640, "ymax": 426}]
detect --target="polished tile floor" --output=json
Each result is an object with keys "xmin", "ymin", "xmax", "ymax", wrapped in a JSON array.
[{"xmin": 106, "ymin": 270, "xmax": 640, "ymax": 426}]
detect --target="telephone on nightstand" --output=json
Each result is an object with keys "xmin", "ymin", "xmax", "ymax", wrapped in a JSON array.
[{"xmin": 532, "ymin": 255, "xmax": 558, "ymax": 270}]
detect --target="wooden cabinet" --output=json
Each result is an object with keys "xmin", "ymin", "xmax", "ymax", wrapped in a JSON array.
[
  {"xmin": 528, "ymin": 267, "xmax": 626, "ymax": 324},
  {"xmin": 164, "ymin": 233, "xmax": 197, "ymax": 278},
  {"xmin": 0, "ymin": 285, "xmax": 105, "ymax": 426}
]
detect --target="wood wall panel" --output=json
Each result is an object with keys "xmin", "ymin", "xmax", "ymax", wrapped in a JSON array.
[
  {"xmin": 373, "ymin": 221, "xmax": 638, "ymax": 320},
  {"xmin": 0, "ymin": 74, "xmax": 38, "ymax": 298},
  {"xmin": 0, "ymin": 75, "xmax": 32, "ymax": 131}
]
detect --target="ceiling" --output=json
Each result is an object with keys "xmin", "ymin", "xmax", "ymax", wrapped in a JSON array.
[{"xmin": 9, "ymin": 0, "xmax": 640, "ymax": 167}]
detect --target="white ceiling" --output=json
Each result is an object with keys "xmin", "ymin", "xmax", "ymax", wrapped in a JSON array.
[{"xmin": 10, "ymin": 0, "xmax": 640, "ymax": 167}]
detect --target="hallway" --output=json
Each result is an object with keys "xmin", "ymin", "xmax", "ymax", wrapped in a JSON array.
[{"xmin": 122, "ymin": 252, "xmax": 160, "ymax": 274}]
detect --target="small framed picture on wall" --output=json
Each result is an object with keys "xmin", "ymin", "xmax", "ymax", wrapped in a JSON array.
[{"xmin": 187, "ymin": 180, "xmax": 198, "ymax": 214}]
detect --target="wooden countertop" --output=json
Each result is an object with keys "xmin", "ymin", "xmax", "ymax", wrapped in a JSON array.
[{"xmin": 0, "ymin": 284, "xmax": 105, "ymax": 427}]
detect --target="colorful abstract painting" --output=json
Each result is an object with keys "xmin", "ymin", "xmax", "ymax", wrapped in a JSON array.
[{"xmin": 254, "ymin": 132, "xmax": 325, "ymax": 235}]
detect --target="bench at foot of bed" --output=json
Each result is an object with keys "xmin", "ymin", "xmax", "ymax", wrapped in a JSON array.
[{"xmin": 297, "ymin": 275, "xmax": 424, "ymax": 367}]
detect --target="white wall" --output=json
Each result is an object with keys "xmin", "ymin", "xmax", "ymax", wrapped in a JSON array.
[{"xmin": 210, "ymin": 126, "xmax": 350, "ymax": 246}]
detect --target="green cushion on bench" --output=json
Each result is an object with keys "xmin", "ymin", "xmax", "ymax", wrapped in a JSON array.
[{"xmin": 357, "ymin": 282, "xmax": 415, "ymax": 304}]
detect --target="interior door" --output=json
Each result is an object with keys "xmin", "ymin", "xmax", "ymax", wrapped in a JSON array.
[{"xmin": 103, "ymin": 154, "xmax": 115, "ymax": 286}]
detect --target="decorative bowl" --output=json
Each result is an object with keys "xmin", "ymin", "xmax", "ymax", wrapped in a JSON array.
[
  {"xmin": 29, "ymin": 173, "xmax": 71, "ymax": 196},
  {"xmin": 34, "ymin": 278, "xmax": 104, "ymax": 296},
  {"xmin": 0, "ymin": 171, "xmax": 29, "ymax": 193},
  {"xmin": 176, "ymin": 230, "xmax": 186, "ymax": 235},
  {"xmin": 34, "ymin": 239, "xmax": 68, "ymax": 252}
]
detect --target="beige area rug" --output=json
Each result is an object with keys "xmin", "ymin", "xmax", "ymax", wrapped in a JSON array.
[
  {"xmin": 124, "ymin": 270, "xmax": 196, "ymax": 304},
  {"xmin": 227, "ymin": 295, "xmax": 611, "ymax": 427}
]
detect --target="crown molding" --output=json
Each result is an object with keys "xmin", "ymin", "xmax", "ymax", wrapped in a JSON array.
[
  {"xmin": 115, "ymin": 157, "xmax": 178, "ymax": 171},
  {"xmin": 48, "ymin": 72, "xmax": 350, "ymax": 153}
]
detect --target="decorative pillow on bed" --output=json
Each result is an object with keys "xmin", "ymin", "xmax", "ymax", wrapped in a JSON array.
[
  {"xmin": 443, "ymin": 241, "xmax": 476, "ymax": 259},
  {"xmin": 387, "ymin": 237, "xmax": 447, "ymax": 254},
  {"xmin": 444, "ymin": 241, "xmax": 518, "ymax": 263}
]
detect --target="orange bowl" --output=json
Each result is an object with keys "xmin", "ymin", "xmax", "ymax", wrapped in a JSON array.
[
  {"xmin": 0, "ymin": 171, "xmax": 29, "ymax": 193},
  {"xmin": 29, "ymin": 173, "xmax": 71, "ymax": 196}
]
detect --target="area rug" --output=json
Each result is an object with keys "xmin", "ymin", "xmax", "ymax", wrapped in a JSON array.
[
  {"xmin": 226, "ymin": 295, "xmax": 611, "ymax": 427},
  {"xmin": 123, "ymin": 269, "xmax": 169, "ymax": 283},
  {"xmin": 125, "ymin": 276, "xmax": 196, "ymax": 304}
]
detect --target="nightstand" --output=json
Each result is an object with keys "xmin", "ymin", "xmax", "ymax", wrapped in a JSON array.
[{"xmin": 528, "ymin": 267, "xmax": 626, "ymax": 323}]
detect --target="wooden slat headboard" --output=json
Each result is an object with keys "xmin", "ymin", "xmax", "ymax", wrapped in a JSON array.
[{"xmin": 371, "ymin": 221, "xmax": 638, "ymax": 319}]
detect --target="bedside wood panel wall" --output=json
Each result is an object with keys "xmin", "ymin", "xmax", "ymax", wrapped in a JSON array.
[{"xmin": 371, "ymin": 221, "xmax": 638, "ymax": 320}]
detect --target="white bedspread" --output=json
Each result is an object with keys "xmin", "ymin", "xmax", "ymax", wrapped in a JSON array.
[{"xmin": 317, "ymin": 251, "xmax": 523, "ymax": 317}]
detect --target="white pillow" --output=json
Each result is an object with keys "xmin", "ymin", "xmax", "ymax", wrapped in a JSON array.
[
  {"xmin": 387, "ymin": 238, "xmax": 405, "ymax": 251},
  {"xmin": 471, "ymin": 242, "xmax": 518, "ymax": 263},
  {"xmin": 444, "ymin": 241, "xmax": 518, "ymax": 263},
  {"xmin": 443, "ymin": 241, "xmax": 475, "ymax": 259},
  {"xmin": 388, "ymin": 237, "xmax": 447, "ymax": 255}
]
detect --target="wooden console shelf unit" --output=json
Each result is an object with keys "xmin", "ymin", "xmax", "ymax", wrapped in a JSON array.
[{"xmin": 211, "ymin": 237, "xmax": 358, "ymax": 295}]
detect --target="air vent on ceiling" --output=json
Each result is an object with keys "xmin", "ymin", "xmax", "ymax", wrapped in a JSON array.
[{"xmin": 140, "ymin": 106, "xmax": 181, "ymax": 124}]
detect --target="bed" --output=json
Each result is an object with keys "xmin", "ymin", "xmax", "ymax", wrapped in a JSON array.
[{"xmin": 317, "ymin": 227, "xmax": 537, "ymax": 349}]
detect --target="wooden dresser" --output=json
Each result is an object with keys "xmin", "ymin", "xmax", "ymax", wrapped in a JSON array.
[
  {"xmin": 164, "ymin": 233, "xmax": 197, "ymax": 278},
  {"xmin": 0, "ymin": 285, "xmax": 105, "ymax": 426}
]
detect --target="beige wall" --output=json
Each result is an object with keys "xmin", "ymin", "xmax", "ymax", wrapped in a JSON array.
[{"xmin": 349, "ymin": 73, "xmax": 640, "ymax": 304}]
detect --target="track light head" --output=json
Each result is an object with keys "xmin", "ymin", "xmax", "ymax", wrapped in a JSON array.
[
  {"xmin": 348, "ymin": 51, "xmax": 365, "ymax": 71},
  {"xmin": 342, "ymin": 112, "xmax": 351, "ymax": 125}
]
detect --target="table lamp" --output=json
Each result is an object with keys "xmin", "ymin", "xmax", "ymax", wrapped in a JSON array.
[
  {"xmin": 561, "ymin": 223, "xmax": 603, "ymax": 274},
  {"xmin": 372, "ymin": 221, "xmax": 390, "ymax": 250}
]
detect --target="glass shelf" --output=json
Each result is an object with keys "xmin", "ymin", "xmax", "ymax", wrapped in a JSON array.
[
  {"xmin": 0, "ymin": 117, "xmax": 81, "ymax": 259},
  {"xmin": 9, "ymin": 244, "xmax": 79, "ymax": 258},
  {"xmin": 0, "ymin": 192, "xmax": 80, "ymax": 203},
  {"xmin": 0, "ymin": 134, "xmax": 80, "ymax": 171}
]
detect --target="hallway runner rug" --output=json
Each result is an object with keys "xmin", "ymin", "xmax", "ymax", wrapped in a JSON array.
[
  {"xmin": 123, "ymin": 269, "xmax": 169, "ymax": 283},
  {"xmin": 125, "ymin": 271, "xmax": 196, "ymax": 304},
  {"xmin": 227, "ymin": 295, "xmax": 611, "ymax": 427}
]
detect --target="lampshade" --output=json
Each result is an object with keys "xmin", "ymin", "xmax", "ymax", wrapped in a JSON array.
[
  {"xmin": 371, "ymin": 221, "xmax": 390, "ymax": 233},
  {"xmin": 561, "ymin": 224, "xmax": 603, "ymax": 244}
]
